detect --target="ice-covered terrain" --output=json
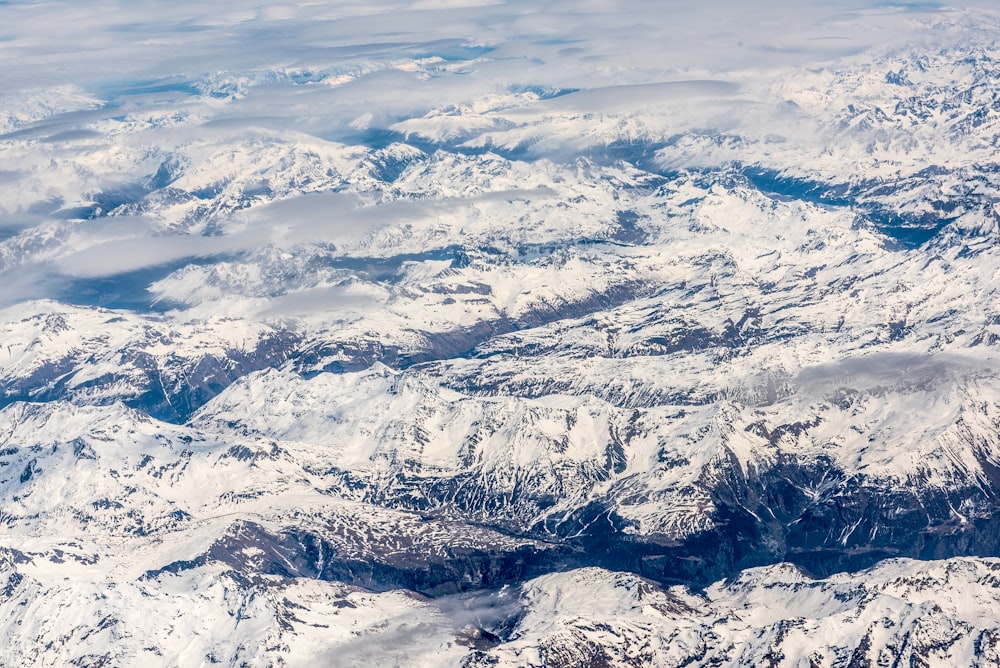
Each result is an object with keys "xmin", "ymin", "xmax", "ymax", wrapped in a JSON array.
[{"xmin": 4, "ymin": 0, "xmax": 1000, "ymax": 665}]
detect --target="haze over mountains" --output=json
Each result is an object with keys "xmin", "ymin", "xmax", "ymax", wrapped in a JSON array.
[{"xmin": 4, "ymin": 1, "xmax": 1000, "ymax": 665}]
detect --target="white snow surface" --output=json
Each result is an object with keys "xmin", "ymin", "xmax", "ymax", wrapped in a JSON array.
[
  {"xmin": 471, "ymin": 558, "xmax": 1000, "ymax": 667},
  {"xmin": 2, "ymin": 1, "xmax": 1000, "ymax": 666}
]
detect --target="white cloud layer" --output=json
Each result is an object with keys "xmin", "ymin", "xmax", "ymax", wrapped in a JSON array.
[
  {"xmin": 0, "ymin": 1, "xmax": 966, "ymax": 94},
  {"xmin": 0, "ymin": 0, "xmax": 996, "ymax": 308}
]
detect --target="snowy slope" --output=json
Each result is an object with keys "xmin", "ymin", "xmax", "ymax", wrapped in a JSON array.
[
  {"xmin": 3, "ymin": 1, "xmax": 1000, "ymax": 665},
  {"xmin": 470, "ymin": 558, "xmax": 1000, "ymax": 667}
]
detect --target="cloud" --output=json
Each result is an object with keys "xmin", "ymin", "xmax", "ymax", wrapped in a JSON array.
[
  {"xmin": 536, "ymin": 81, "xmax": 741, "ymax": 114},
  {"xmin": 0, "ymin": 1, "xmax": 951, "ymax": 97},
  {"xmin": 0, "ymin": 0, "xmax": 964, "ymax": 157},
  {"xmin": 255, "ymin": 284, "xmax": 386, "ymax": 318},
  {"xmin": 315, "ymin": 587, "xmax": 522, "ymax": 667},
  {"xmin": 54, "ymin": 231, "xmax": 259, "ymax": 278},
  {"xmin": 242, "ymin": 186, "xmax": 557, "ymax": 247},
  {"xmin": 0, "ymin": 0, "xmax": 988, "ymax": 312},
  {"xmin": 794, "ymin": 352, "xmax": 999, "ymax": 395},
  {"xmin": 0, "ymin": 180, "xmax": 556, "ymax": 312}
]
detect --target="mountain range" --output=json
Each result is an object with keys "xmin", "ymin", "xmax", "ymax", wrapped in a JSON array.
[{"xmin": 3, "ymin": 2, "xmax": 1000, "ymax": 665}]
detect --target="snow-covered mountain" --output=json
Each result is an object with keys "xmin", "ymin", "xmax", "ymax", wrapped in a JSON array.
[
  {"xmin": 470, "ymin": 558, "xmax": 1000, "ymax": 667},
  {"xmin": 4, "ymin": 0, "xmax": 1000, "ymax": 665}
]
